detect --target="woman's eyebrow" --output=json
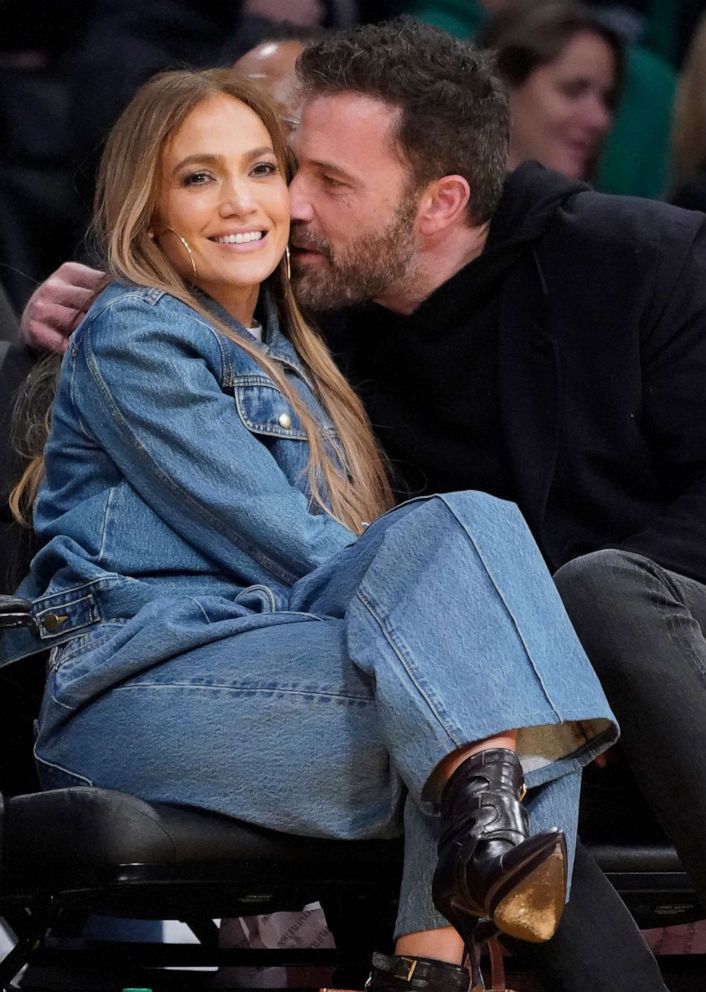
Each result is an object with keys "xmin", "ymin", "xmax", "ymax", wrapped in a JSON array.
[
  {"xmin": 172, "ymin": 153, "xmax": 220, "ymax": 175},
  {"xmin": 172, "ymin": 147, "xmax": 276, "ymax": 175},
  {"xmin": 243, "ymin": 145, "xmax": 277, "ymax": 163}
]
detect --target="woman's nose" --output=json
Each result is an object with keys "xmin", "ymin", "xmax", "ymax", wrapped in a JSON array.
[
  {"xmin": 585, "ymin": 95, "xmax": 613, "ymax": 135},
  {"xmin": 219, "ymin": 181, "xmax": 256, "ymax": 216}
]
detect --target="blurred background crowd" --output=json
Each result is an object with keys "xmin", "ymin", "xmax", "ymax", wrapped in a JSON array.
[{"xmin": 2, "ymin": 0, "xmax": 706, "ymax": 318}]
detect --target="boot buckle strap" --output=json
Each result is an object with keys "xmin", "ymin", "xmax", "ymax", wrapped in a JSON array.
[
  {"xmin": 402, "ymin": 959, "xmax": 417, "ymax": 982},
  {"xmin": 369, "ymin": 953, "xmax": 422, "ymax": 983},
  {"xmin": 386, "ymin": 956, "xmax": 417, "ymax": 982}
]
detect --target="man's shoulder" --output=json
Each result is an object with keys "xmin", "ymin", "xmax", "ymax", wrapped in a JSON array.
[
  {"xmin": 549, "ymin": 185, "xmax": 704, "ymax": 251},
  {"xmin": 505, "ymin": 162, "xmax": 704, "ymax": 253}
]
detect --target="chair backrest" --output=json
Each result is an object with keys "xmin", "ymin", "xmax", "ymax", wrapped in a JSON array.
[
  {"xmin": 0, "ymin": 343, "xmax": 39, "ymax": 594},
  {"xmin": 0, "ymin": 653, "xmax": 44, "ymax": 796},
  {"xmin": 0, "ymin": 283, "xmax": 18, "ymax": 345}
]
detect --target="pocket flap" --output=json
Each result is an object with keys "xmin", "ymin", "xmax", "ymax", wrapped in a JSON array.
[{"xmin": 234, "ymin": 377, "xmax": 307, "ymax": 439}]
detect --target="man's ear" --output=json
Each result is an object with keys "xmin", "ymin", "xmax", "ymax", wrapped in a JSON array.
[{"xmin": 417, "ymin": 175, "xmax": 471, "ymax": 236}]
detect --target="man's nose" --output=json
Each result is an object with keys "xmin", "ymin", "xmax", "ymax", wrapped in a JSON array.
[{"xmin": 289, "ymin": 173, "xmax": 314, "ymax": 223}]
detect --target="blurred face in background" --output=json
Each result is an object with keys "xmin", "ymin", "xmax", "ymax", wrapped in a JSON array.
[
  {"xmin": 507, "ymin": 29, "xmax": 617, "ymax": 180},
  {"xmin": 234, "ymin": 40, "xmax": 305, "ymax": 132}
]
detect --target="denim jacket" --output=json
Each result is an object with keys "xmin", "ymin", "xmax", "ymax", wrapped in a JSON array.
[{"xmin": 2, "ymin": 282, "xmax": 354, "ymax": 663}]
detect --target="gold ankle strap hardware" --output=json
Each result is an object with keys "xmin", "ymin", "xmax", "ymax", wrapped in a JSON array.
[
  {"xmin": 519, "ymin": 782, "xmax": 527, "ymax": 802},
  {"xmin": 381, "ymin": 955, "xmax": 418, "ymax": 982},
  {"xmin": 369, "ymin": 955, "xmax": 418, "ymax": 984},
  {"xmin": 370, "ymin": 952, "xmax": 470, "ymax": 989}
]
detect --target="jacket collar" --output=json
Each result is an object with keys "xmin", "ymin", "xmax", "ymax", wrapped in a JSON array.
[{"xmin": 195, "ymin": 287, "xmax": 314, "ymax": 386}]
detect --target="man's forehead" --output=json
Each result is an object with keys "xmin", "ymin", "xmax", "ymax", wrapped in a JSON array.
[{"xmin": 294, "ymin": 92, "xmax": 402, "ymax": 159}]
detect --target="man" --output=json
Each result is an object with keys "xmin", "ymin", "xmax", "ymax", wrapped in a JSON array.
[
  {"xmin": 288, "ymin": 21, "xmax": 704, "ymax": 991},
  {"xmin": 17, "ymin": 18, "xmax": 691, "ymax": 990}
]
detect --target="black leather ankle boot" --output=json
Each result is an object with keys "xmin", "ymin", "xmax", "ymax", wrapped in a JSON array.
[
  {"xmin": 432, "ymin": 748, "xmax": 567, "ymax": 946},
  {"xmin": 366, "ymin": 952, "xmax": 470, "ymax": 992}
]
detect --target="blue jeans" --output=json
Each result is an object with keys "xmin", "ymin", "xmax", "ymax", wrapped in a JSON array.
[{"xmin": 36, "ymin": 493, "xmax": 617, "ymax": 937}]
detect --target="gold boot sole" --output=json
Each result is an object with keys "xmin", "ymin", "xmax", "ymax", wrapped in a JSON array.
[{"xmin": 492, "ymin": 844, "xmax": 566, "ymax": 943}]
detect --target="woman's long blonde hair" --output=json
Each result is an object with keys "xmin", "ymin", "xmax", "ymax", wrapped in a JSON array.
[
  {"xmin": 12, "ymin": 68, "xmax": 393, "ymax": 532},
  {"xmin": 673, "ymin": 14, "xmax": 706, "ymax": 186}
]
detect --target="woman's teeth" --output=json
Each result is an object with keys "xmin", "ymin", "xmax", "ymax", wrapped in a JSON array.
[{"xmin": 212, "ymin": 231, "xmax": 264, "ymax": 244}]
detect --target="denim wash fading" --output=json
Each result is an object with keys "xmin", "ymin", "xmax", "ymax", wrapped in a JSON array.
[{"xmin": 8, "ymin": 283, "xmax": 617, "ymax": 937}]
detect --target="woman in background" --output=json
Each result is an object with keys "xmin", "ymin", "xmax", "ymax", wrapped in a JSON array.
[
  {"xmin": 478, "ymin": 1, "xmax": 623, "ymax": 181},
  {"xmin": 671, "ymin": 12, "xmax": 706, "ymax": 212}
]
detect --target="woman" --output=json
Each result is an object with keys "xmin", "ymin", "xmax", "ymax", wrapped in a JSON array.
[
  {"xmin": 478, "ymin": 1, "xmax": 623, "ymax": 181},
  {"xmin": 6, "ymin": 69, "xmax": 617, "ymax": 988}
]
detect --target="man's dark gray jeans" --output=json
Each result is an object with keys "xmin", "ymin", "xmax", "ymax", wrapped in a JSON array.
[
  {"xmin": 507, "ymin": 546, "xmax": 706, "ymax": 991},
  {"xmin": 555, "ymin": 548, "xmax": 706, "ymax": 907}
]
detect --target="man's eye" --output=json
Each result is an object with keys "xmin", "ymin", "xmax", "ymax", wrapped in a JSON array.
[
  {"xmin": 251, "ymin": 161, "xmax": 279, "ymax": 177},
  {"xmin": 322, "ymin": 175, "xmax": 345, "ymax": 190},
  {"xmin": 183, "ymin": 171, "xmax": 212, "ymax": 186}
]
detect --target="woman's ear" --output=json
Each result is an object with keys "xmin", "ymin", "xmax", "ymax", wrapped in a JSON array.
[{"xmin": 417, "ymin": 175, "xmax": 471, "ymax": 236}]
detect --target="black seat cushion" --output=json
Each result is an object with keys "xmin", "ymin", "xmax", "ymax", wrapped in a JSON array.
[
  {"xmin": 2, "ymin": 787, "xmax": 404, "ymax": 916},
  {"xmin": 580, "ymin": 759, "xmax": 686, "ymax": 877},
  {"xmin": 1, "ymin": 766, "xmax": 690, "ymax": 921}
]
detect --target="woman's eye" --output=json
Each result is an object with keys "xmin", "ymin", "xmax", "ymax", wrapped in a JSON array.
[
  {"xmin": 559, "ymin": 80, "xmax": 587, "ymax": 100},
  {"xmin": 182, "ymin": 171, "xmax": 213, "ymax": 186},
  {"xmin": 251, "ymin": 161, "xmax": 279, "ymax": 177}
]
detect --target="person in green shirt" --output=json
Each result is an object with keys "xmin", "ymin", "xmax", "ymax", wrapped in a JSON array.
[
  {"xmin": 411, "ymin": 0, "xmax": 676, "ymax": 198},
  {"xmin": 477, "ymin": 2, "xmax": 622, "ymax": 181}
]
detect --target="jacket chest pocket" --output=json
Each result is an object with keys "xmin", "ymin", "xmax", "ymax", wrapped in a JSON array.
[
  {"xmin": 233, "ymin": 376, "xmax": 308, "ymax": 440},
  {"xmin": 233, "ymin": 375, "xmax": 341, "ymax": 504},
  {"xmin": 233, "ymin": 376, "xmax": 312, "ymax": 497}
]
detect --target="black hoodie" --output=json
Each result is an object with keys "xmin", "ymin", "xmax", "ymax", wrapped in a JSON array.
[
  {"xmin": 325, "ymin": 163, "xmax": 586, "ymax": 502},
  {"xmin": 323, "ymin": 162, "xmax": 706, "ymax": 582}
]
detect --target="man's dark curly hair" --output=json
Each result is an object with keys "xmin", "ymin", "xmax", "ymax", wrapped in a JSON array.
[{"xmin": 296, "ymin": 17, "xmax": 509, "ymax": 225}]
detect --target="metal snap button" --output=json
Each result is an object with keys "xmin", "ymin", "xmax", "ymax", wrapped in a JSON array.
[
  {"xmin": 278, "ymin": 412, "xmax": 292, "ymax": 429},
  {"xmin": 43, "ymin": 613, "xmax": 68, "ymax": 632}
]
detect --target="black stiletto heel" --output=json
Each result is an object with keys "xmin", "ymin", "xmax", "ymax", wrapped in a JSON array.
[
  {"xmin": 439, "ymin": 907, "xmax": 486, "ymax": 992},
  {"xmin": 433, "ymin": 748, "xmax": 567, "ymax": 946}
]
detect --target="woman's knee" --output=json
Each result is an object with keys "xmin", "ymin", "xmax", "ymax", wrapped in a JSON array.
[
  {"xmin": 372, "ymin": 492, "xmax": 523, "ymax": 558},
  {"xmin": 416, "ymin": 492, "xmax": 538, "ymax": 550}
]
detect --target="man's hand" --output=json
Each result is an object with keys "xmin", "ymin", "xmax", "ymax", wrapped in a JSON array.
[{"xmin": 21, "ymin": 262, "xmax": 106, "ymax": 353}]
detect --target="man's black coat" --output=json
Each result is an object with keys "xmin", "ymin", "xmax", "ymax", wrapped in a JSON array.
[{"xmin": 327, "ymin": 164, "xmax": 706, "ymax": 584}]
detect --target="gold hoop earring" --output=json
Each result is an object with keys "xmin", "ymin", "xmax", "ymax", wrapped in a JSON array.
[
  {"xmin": 155, "ymin": 225, "xmax": 198, "ymax": 281},
  {"xmin": 285, "ymin": 245, "xmax": 291, "ymax": 282}
]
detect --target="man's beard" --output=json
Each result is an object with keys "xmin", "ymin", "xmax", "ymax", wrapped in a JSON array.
[{"xmin": 290, "ymin": 192, "xmax": 419, "ymax": 312}]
